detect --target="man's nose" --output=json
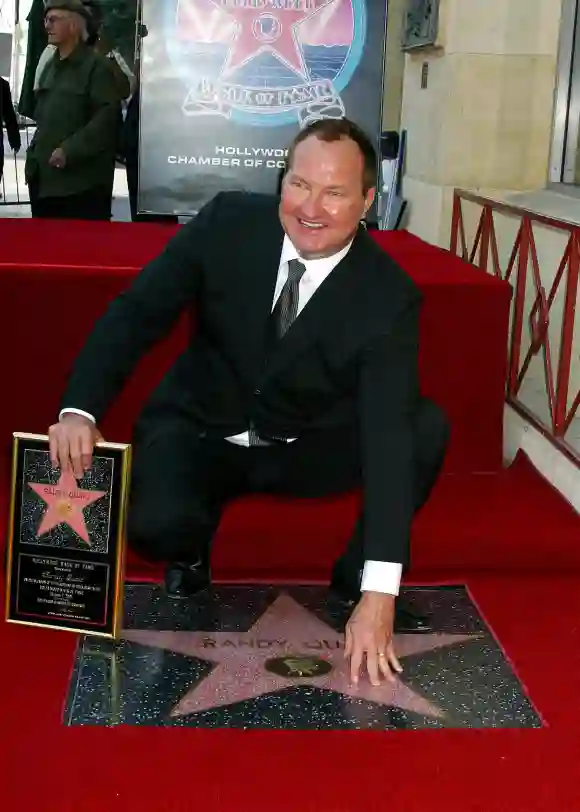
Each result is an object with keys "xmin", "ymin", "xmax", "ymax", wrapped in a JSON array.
[{"xmin": 300, "ymin": 193, "xmax": 323, "ymax": 218}]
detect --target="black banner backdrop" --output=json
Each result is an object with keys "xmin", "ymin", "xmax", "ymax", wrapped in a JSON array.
[{"xmin": 138, "ymin": 0, "xmax": 389, "ymax": 216}]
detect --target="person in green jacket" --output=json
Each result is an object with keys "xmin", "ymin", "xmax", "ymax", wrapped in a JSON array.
[{"xmin": 25, "ymin": 0, "xmax": 122, "ymax": 220}]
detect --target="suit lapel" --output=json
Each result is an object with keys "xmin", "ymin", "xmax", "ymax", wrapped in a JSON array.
[
  {"xmin": 264, "ymin": 225, "xmax": 370, "ymax": 381},
  {"xmin": 235, "ymin": 201, "xmax": 285, "ymax": 373}
]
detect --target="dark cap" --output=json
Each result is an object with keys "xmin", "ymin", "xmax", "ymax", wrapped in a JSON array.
[{"xmin": 44, "ymin": 0, "xmax": 92, "ymax": 19}]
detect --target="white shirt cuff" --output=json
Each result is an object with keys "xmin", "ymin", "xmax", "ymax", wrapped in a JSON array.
[
  {"xmin": 360, "ymin": 561, "xmax": 402, "ymax": 596},
  {"xmin": 59, "ymin": 408, "xmax": 96, "ymax": 423}
]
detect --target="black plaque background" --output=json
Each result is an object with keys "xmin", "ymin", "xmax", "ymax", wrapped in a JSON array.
[
  {"xmin": 6, "ymin": 437, "xmax": 127, "ymax": 636},
  {"xmin": 15, "ymin": 555, "xmax": 111, "ymax": 627}
]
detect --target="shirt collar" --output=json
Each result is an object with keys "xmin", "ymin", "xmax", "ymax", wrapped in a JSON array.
[
  {"xmin": 280, "ymin": 234, "xmax": 353, "ymax": 277},
  {"xmin": 55, "ymin": 43, "xmax": 89, "ymax": 66}
]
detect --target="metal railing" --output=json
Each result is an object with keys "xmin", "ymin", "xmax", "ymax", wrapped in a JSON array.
[
  {"xmin": 450, "ymin": 189, "xmax": 580, "ymax": 466},
  {"xmin": 0, "ymin": 123, "xmax": 31, "ymax": 207}
]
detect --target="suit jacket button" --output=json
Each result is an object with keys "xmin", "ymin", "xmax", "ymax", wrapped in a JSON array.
[{"xmin": 254, "ymin": 389, "xmax": 261, "ymax": 395}]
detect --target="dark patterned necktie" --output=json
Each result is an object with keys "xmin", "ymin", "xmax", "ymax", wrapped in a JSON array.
[
  {"xmin": 249, "ymin": 258, "xmax": 307, "ymax": 446},
  {"xmin": 271, "ymin": 258, "xmax": 307, "ymax": 340}
]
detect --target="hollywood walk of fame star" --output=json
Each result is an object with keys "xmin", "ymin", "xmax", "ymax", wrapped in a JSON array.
[
  {"xmin": 210, "ymin": 0, "xmax": 332, "ymax": 78},
  {"xmin": 124, "ymin": 594, "xmax": 481, "ymax": 721},
  {"xmin": 28, "ymin": 470, "xmax": 107, "ymax": 545}
]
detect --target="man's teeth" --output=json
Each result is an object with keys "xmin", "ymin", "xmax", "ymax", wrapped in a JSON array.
[{"xmin": 299, "ymin": 220, "xmax": 324, "ymax": 229}]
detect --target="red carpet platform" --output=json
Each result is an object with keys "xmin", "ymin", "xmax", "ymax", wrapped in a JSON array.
[
  {"xmin": 1, "ymin": 218, "xmax": 580, "ymax": 812},
  {"xmin": 0, "ymin": 218, "xmax": 515, "ymax": 581}
]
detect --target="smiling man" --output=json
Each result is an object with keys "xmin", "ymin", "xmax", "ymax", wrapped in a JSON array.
[{"xmin": 49, "ymin": 118, "xmax": 449, "ymax": 686}]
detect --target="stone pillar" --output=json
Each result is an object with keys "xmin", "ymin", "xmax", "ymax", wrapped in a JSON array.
[
  {"xmin": 382, "ymin": 0, "xmax": 406, "ymax": 132},
  {"xmin": 400, "ymin": 0, "xmax": 564, "ymax": 245}
]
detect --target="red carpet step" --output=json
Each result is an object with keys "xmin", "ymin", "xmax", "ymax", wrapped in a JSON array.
[
  {"xmin": 0, "ymin": 219, "xmax": 510, "ymax": 477},
  {"xmin": 0, "ymin": 218, "xmax": 510, "ymax": 581}
]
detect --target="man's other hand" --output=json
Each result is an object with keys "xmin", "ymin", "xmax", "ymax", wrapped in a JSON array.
[
  {"xmin": 48, "ymin": 414, "xmax": 104, "ymax": 478},
  {"xmin": 48, "ymin": 147, "xmax": 66, "ymax": 169},
  {"xmin": 344, "ymin": 591, "xmax": 402, "ymax": 686}
]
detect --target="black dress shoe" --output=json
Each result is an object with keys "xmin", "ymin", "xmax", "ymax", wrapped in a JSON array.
[
  {"xmin": 165, "ymin": 558, "xmax": 211, "ymax": 599},
  {"xmin": 329, "ymin": 560, "xmax": 432, "ymax": 633}
]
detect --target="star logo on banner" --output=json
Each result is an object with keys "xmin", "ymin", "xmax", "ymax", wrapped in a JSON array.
[
  {"xmin": 211, "ymin": 0, "xmax": 332, "ymax": 78},
  {"xmin": 28, "ymin": 471, "xmax": 107, "ymax": 546},
  {"xmin": 124, "ymin": 594, "xmax": 480, "ymax": 720}
]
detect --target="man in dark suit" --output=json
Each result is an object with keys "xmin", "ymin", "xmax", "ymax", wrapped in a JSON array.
[
  {"xmin": 49, "ymin": 118, "xmax": 449, "ymax": 686},
  {"xmin": 0, "ymin": 76, "xmax": 21, "ymax": 191}
]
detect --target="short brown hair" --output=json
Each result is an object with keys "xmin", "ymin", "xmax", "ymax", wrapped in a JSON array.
[{"xmin": 285, "ymin": 117, "xmax": 378, "ymax": 193}]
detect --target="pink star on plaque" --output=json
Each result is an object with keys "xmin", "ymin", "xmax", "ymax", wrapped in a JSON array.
[
  {"xmin": 124, "ymin": 594, "xmax": 481, "ymax": 721},
  {"xmin": 28, "ymin": 470, "xmax": 106, "ymax": 545}
]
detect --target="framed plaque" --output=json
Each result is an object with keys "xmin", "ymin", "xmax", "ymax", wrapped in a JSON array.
[{"xmin": 4, "ymin": 433, "xmax": 132, "ymax": 639}]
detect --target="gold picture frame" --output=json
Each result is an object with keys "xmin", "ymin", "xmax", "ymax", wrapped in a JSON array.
[{"xmin": 4, "ymin": 432, "xmax": 132, "ymax": 639}]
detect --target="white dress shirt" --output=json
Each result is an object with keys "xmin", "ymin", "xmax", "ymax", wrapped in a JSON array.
[{"xmin": 61, "ymin": 234, "xmax": 402, "ymax": 596}]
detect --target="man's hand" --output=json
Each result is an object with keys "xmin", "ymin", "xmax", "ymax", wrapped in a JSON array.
[
  {"xmin": 344, "ymin": 592, "xmax": 402, "ymax": 686},
  {"xmin": 48, "ymin": 147, "xmax": 66, "ymax": 169},
  {"xmin": 48, "ymin": 414, "xmax": 104, "ymax": 479}
]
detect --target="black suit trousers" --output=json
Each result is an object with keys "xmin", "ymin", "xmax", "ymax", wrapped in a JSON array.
[{"xmin": 127, "ymin": 398, "xmax": 449, "ymax": 567}]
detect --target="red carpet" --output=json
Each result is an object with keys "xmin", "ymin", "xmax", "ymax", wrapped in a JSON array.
[
  {"xmin": 0, "ymin": 219, "xmax": 579, "ymax": 810},
  {"xmin": 0, "ymin": 218, "xmax": 509, "ymax": 478}
]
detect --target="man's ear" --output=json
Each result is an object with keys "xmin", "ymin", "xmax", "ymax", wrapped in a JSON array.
[{"xmin": 363, "ymin": 186, "xmax": 376, "ymax": 216}]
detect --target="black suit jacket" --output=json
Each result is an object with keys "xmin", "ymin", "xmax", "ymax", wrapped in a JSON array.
[{"xmin": 61, "ymin": 192, "xmax": 423, "ymax": 565}]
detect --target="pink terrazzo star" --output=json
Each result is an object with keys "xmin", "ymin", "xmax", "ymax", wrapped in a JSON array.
[
  {"xmin": 124, "ymin": 593, "xmax": 481, "ymax": 721},
  {"xmin": 28, "ymin": 470, "xmax": 107, "ymax": 545}
]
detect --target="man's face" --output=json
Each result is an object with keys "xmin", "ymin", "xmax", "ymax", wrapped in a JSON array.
[
  {"xmin": 279, "ymin": 135, "xmax": 375, "ymax": 260},
  {"xmin": 45, "ymin": 11, "xmax": 75, "ymax": 46}
]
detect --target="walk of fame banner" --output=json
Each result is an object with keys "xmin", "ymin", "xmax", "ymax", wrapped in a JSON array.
[{"xmin": 137, "ymin": 0, "xmax": 389, "ymax": 216}]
